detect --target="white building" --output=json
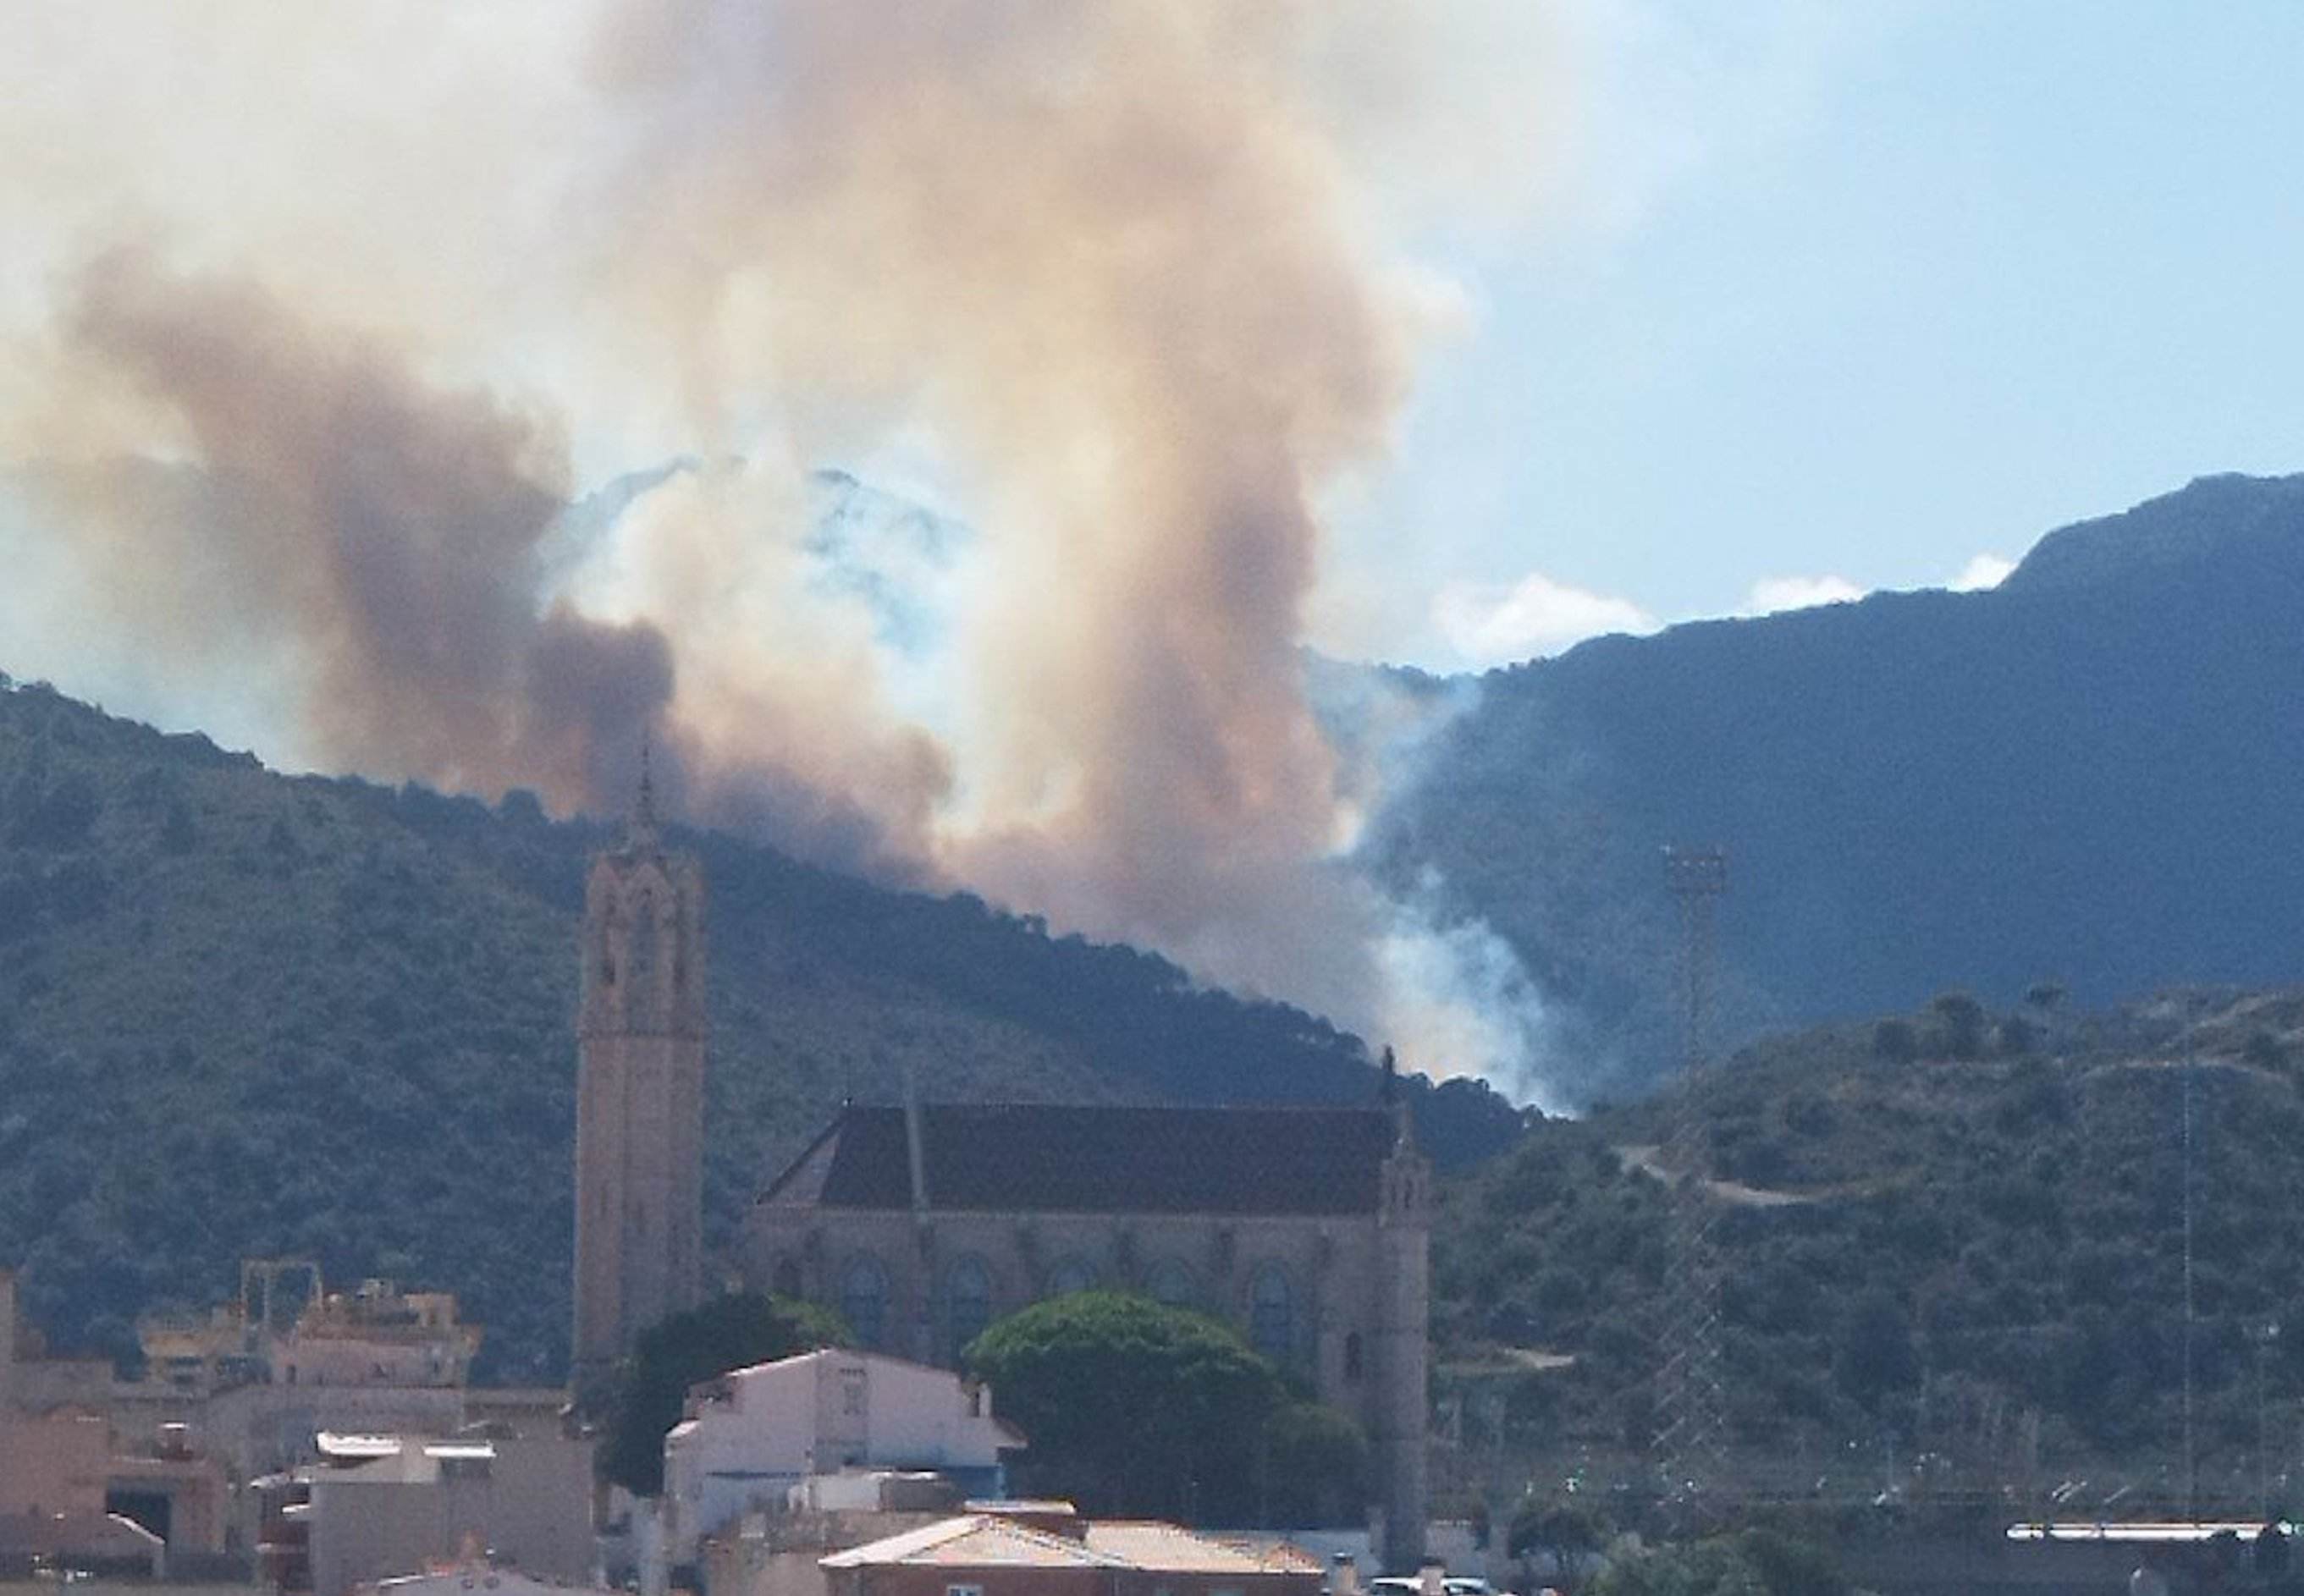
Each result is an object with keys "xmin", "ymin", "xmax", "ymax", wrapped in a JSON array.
[{"xmin": 662, "ymin": 1350, "xmax": 1021, "ymax": 1566}]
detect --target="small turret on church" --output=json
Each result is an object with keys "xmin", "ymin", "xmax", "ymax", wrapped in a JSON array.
[{"xmin": 572, "ymin": 763, "xmax": 708, "ymax": 1379}]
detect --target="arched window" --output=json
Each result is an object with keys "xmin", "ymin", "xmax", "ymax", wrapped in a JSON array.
[
  {"xmin": 948, "ymin": 1256, "xmax": 992, "ymax": 1364},
  {"xmin": 1145, "ymin": 1258, "xmax": 1196, "ymax": 1308},
  {"xmin": 771, "ymin": 1258, "xmax": 803, "ymax": 1300},
  {"xmin": 1045, "ymin": 1257, "xmax": 1098, "ymax": 1297},
  {"xmin": 1250, "ymin": 1265, "xmax": 1293, "ymax": 1362},
  {"xmin": 841, "ymin": 1255, "xmax": 889, "ymax": 1350}
]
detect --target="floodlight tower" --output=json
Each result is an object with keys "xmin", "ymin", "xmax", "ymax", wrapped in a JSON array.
[{"xmin": 1656, "ymin": 845, "xmax": 1729, "ymax": 1519}]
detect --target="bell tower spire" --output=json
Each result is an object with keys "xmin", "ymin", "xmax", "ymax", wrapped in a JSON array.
[
  {"xmin": 572, "ymin": 734, "xmax": 707, "ymax": 1381},
  {"xmin": 633, "ymin": 727, "xmax": 659, "ymax": 846}
]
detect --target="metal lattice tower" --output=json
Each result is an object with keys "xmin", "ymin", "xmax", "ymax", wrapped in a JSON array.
[{"xmin": 1656, "ymin": 845, "xmax": 1728, "ymax": 1518}]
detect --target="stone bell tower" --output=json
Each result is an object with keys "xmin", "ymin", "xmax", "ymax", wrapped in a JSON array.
[
  {"xmin": 572, "ymin": 757, "xmax": 707, "ymax": 1379},
  {"xmin": 1373, "ymin": 1050, "xmax": 1432, "ymax": 1571}
]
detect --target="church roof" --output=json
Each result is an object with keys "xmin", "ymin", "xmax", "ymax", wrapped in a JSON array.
[{"xmin": 757, "ymin": 1103, "xmax": 1399, "ymax": 1218}]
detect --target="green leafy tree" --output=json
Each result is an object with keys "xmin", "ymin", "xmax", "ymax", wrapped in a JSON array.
[
  {"xmin": 598, "ymin": 1293, "xmax": 847, "ymax": 1494},
  {"xmin": 1262, "ymin": 1400, "xmax": 1368, "ymax": 1527},
  {"xmin": 1832, "ymin": 1286, "xmax": 1919, "ymax": 1410},
  {"xmin": 1590, "ymin": 1531, "xmax": 1846, "ymax": 1596},
  {"xmin": 966, "ymin": 1291, "xmax": 1359, "ymax": 1524},
  {"xmin": 1508, "ymin": 1499, "xmax": 1607, "ymax": 1590},
  {"xmin": 1590, "ymin": 1536, "xmax": 1767, "ymax": 1596},
  {"xmin": 1928, "ymin": 991, "xmax": 1988, "ymax": 1060},
  {"xmin": 1871, "ymin": 1019, "xmax": 1917, "ymax": 1064}
]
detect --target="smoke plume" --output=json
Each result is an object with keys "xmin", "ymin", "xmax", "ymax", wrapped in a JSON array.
[
  {"xmin": 1, "ymin": 1, "xmax": 1564, "ymax": 1091},
  {"xmin": 582, "ymin": 0, "xmax": 1443, "ymax": 1016}
]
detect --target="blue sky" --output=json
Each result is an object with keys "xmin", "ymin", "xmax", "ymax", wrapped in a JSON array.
[{"xmin": 1337, "ymin": 0, "xmax": 2304, "ymax": 666}]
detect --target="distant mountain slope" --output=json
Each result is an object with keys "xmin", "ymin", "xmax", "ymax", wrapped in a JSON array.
[
  {"xmin": 1369, "ymin": 473, "xmax": 2304, "ymax": 1101},
  {"xmin": 0, "ymin": 679, "xmax": 1519, "ymax": 1380},
  {"xmin": 1430, "ymin": 985, "xmax": 2304, "ymax": 1511}
]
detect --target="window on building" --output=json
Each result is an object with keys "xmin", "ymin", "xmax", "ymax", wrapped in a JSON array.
[
  {"xmin": 1344, "ymin": 1330, "xmax": 1364, "ymax": 1382},
  {"xmin": 841, "ymin": 1367, "xmax": 867, "ymax": 1416},
  {"xmin": 1250, "ymin": 1265, "xmax": 1293, "ymax": 1362},
  {"xmin": 948, "ymin": 1256, "xmax": 992, "ymax": 1363},
  {"xmin": 1045, "ymin": 1257, "xmax": 1098, "ymax": 1297},
  {"xmin": 1145, "ymin": 1258, "xmax": 1195, "ymax": 1308},
  {"xmin": 841, "ymin": 1255, "xmax": 889, "ymax": 1350},
  {"xmin": 948, "ymin": 1584, "xmax": 985, "ymax": 1596}
]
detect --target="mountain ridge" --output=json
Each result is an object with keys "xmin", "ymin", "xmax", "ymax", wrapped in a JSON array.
[{"xmin": 1366, "ymin": 471, "xmax": 2304, "ymax": 1101}]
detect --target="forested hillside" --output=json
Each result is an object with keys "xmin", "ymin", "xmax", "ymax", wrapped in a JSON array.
[
  {"xmin": 1430, "ymin": 986, "xmax": 2304, "ymax": 1513},
  {"xmin": 0, "ymin": 677, "xmax": 1519, "ymax": 1381},
  {"xmin": 1369, "ymin": 472, "xmax": 2304, "ymax": 1102}
]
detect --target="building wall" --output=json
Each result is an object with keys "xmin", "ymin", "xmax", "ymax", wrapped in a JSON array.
[
  {"xmin": 280, "ymin": 1334, "xmax": 462, "ymax": 1389},
  {"xmin": 309, "ymin": 1475, "xmax": 492, "ymax": 1596},
  {"xmin": 667, "ymin": 1356, "xmax": 1010, "ymax": 1561},
  {"xmin": 826, "ymin": 1566, "xmax": 1104, "ymax": 1596},
  {"xmin": 741, "ymin": 1201, "xmax": 1430, "ymax": 1566},
  {"xmin": 0, "ymin": 1409, "xmax": 108, "ymax": 1518},
  {"xmin": 306, "ymin": 1439, "xmax": 592, "ymax": 1596},
  {"xmin": 574, "ymin": 841, "xmax": 707, "ymax": 1377},
  {"xmin": 104, "ymin": 1452, "xmax": 229, "ymax": 1555},
  {"xmin": 8, "ymin": 1357, "xmax": 115, "ymax": 1413},
  {"xmin": 1373, "ymin": 1138, "xmax": 1430, "ymax": 1571},
  {"xmin": 702, "ymin": 1508, "xmax": 951, "ymax": 1596},
  {"xmin": 201, "ymin": 1381, "xmax": 465, "ymax": 1480},
  {"xmin": 482, "ymin": 1435, "xmax": 597, "ymax": 1585},
  {"xmin": 745, "ymin": 1209, "xmax": 1391, "ymax": 1418}
]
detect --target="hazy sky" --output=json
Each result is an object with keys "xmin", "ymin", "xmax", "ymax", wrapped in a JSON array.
[
  {"xmin": 1333, "ymin": 0, "xmax": 2304, "ymax": 667},
  {"xmin": 7, "ymin": 2, "xmax": 2299, "ymax": 689},
  {"xmin": 2, "ymin": 1, "xmax": 2295, "ymax": 1087}
]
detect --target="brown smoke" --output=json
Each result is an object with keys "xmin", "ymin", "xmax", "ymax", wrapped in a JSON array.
[
  {"xmin": 587, "ymin": 0, "xmax": 1431, "ymax": 1014},
  {"xmin": 29, "ymin": 248, "xmax": 942, "ymax": 878},
  {"xmin": 4, "ymin": 2, "xmax": 1563, "ymax": 1070}
]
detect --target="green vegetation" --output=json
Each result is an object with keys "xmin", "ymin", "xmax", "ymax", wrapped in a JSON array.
[
  {"xmin": 0, "ymin": 676, "xmax": 1519, "ymax": 1382},
  {"xmin": 597, "ymin": 1293, "xmax": 846, "ymax": 1495},
  {"xmin": 965, "ymin": 1291, "xmax": 1364, "ymax": 1526},
  {"xmin": 1430, "ymin": 989, "xmax": 2304, "ymax": 1513},
  {"xmin": 1587, "ymin": 1529, "xmax": 1849, "ymax": 1596},
  {"xmin": 1361, "ymin": 472, "xmax": 2304, "ymax": 1101}
]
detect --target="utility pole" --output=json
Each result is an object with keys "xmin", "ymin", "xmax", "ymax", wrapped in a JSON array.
[{"xmin": 1656, "ymin": 845, "xmax": 1728, "ymax": 1523}]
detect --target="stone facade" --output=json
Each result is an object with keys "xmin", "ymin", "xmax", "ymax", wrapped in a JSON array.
[
  {"xmin": 572, "ymin": 791, "xmax": 708, "ymax": 1378},
  {"xmin": 739, "ymin": 1103, "xmax": 1431, "ymax": 1570},
  {"xmin": 562, "ymin": 810, "xmax": 1433, "ymax": 1567}
]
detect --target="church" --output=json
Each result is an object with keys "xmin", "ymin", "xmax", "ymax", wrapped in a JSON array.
[{"xmin": 570, "ymin": 799, "xmax": 1432, "ymax": 1569}]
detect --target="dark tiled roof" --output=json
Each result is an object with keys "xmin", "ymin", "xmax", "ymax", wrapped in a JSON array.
[{"xmin": 757, "ymin": 1103, "xmax": 1399, "ymax": 1217}]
